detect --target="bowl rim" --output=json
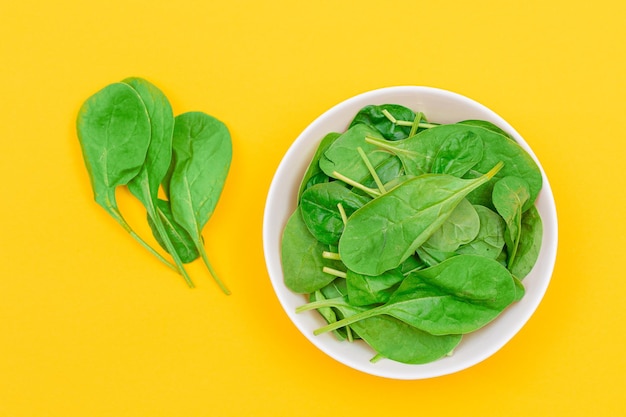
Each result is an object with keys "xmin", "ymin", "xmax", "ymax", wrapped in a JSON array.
[{"xmin": 263, "ymin": 85, "xmax": 558, "ymax": 379}]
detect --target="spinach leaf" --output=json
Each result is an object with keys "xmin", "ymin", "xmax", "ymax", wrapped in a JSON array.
[
  {"xmin": 346, "ymin": 268, "xmax": 405, "ymax": 306},
  {"xmin": 389, "ymin": 255, "xmax": 517, "ymax": 334},
  {"xmin": 312, "ymin": 254, "xmax": 517, "ymax": 336},
  {"xmin": 349, "ymin": 104, "xmax": 416, "ymax": 140},
  {"xmin": 492, "ymin": 176, "xmax": 531, "ymax": 269},
  {"xmin": 168, "ymin": 112, "xmax": 232, "ymax": 293},
  {"xmin": 422, "ymin": 198, "xmax": 480, "ymax": 253},
  {"xmin": 431, "ymin": 131, "xmax": 484, "ymax": 177},
  {"xmin": 456, "ymin": 205, "xmax": 506, "ymax": 259},
  {"xmin": 366, "ymin": 126, "xmax": 484, "ymax": 178},
  {"xmin": 416, "ymin": 199, "xmax": 480, "ymax": 267},
  {"xmin": 77, "ymin": 83, "xmax": 150, "ymax": 196},
  {"xmin": 348, "ymin": 315, "xmax": 462, "ymax": 365},
  {"xmin": 281, "ymin": 209, "xmax": 340, "ymax": 293},
  {"xmin": 76, "ymin": 82, "xmax": 176, "ymax": 271},
  {"xmin": 300, "ymin": 182, "xmax": 370, "ymax": 245},
  {"xmin": 339, "ymin": 162, "xmax": 503, "ymax": 276},
  {"xmin": 509, "ymin": 205, "xmax": 543, "ymax": 279},
  {"xmin": 123, "ymin": 77, "xmax": 174, "ymax": 203},
  {"xmin": 299, "ymin": 293, "xmax": 462, "ymax": 364},
  {"xmin": 122, "ymin": 78, "xmax": 195, "ymax": 287},
  {"xmin": 415, "ymin": 245, "xmax": 457, "ymax": 267},
  {"xmin": 458, "ymin": 124, "xmax": 542, "ymax": 209},
  {"xmin": 319, "ymin": 124, "xmax": 390, "ymax": 183}
]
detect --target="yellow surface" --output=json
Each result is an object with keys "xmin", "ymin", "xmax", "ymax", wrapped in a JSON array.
[{"xmin": 1, "ymin": 0, "xmax": 624, "ymax": 415}]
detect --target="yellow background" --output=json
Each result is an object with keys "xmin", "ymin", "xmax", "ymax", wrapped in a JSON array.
[{"xmin": 1, "ymin": 0, "xmax": 624, "ymax": 416}]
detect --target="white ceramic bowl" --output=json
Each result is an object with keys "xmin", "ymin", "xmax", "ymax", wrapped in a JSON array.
[{"xmin": 263, "ymin": 86, "xmax": 558, "ymax": 380}]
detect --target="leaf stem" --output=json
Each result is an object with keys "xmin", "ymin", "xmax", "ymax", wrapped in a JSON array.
[
  {"xmin": 146, "ymin": 203, "xmax": 196, "ymax": 288},
  {"xmin": 346, "ymin": 326, "xmax": 354, "ymax": 342},
  {"xmin": 364, "ymin": 136, "xmax": 417, "ymax": 156},
  {"xmin": 381, "ymin": 109, "xmax": 397, "ymax": 123},
  {"xmin": 107, "ymin": 205, "xmax": 178, "ymax": 273},
  {"xmin": 295, "ymin": 296, "xmax": 346, "ymax": 314},
  {"xmin": 337, "ymin": 203, "xmax": 348, "ymax": 225},
  {"xmin": 322, "ymin": 266, "xmax": 347, "ymax": 279},
  {"xmin": 396, "ymin": 120, "xmax": 437, "ymax": 128},
  {"xmin": 197, "ymin": 242, "xmax": 231, "ymax": 295},
  {"xmin": 128, "ymin": 230, "xmax": 179, "ymax": 272},
  {"xmin": 507, "ymin": 226, "xmax": 523, "ymax": 269},
  {"xmin": 313, "ymin": 306, "xmax": 382, "ymax": 335},
  {"xmin": 331, "ymin": 171, "xmax": 380, "ymax": 198},
  {"xmin": 408, "ymin": 112, "xmax": 423, "ymax": 137},
  {"xmin": 357, "ymin": 147, "xmax": 386, "ymax": 194},
  {"xmin": 370, "ymin": 353, "xmax": 385, "ymax": 363},
  {"xmin": 485, "ymin": 161, "xmax": 505, "ymax": 179},
  {"xmin": 322, "ymin": 251, "xmax": 341, "ymax": 261}
]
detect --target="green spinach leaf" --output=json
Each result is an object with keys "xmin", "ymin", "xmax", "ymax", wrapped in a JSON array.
[
  {"xmin": 492, "ymin": 176, "xmax": 531, "ymax": 269},
  {"xmin": 416, "ymin": 245, "xmax": 457, "ymax": 267},
  {"xmin": 349, "ymin": 315, "xmax": 462, "ymax": 364},
  {"xmin": 168, "ymin": 112, "xmax": 232, "ymax": 293},
  {"xmin": 319, "ymin": 124, "xmax": 390, "ymax": 183},
  {"xmin": 123, "ymin": 78, "xmax": 195, "ymax": 287},
  {"xmin": 76, "ymin": 82, "xmax": 176, "ymax": 271},
  {"xmin": 349, "ymin": 104, "xmax": 416, "ymax": 140},
  {"xmin": 123, "ymin": 77, "xmax": 174, "ymax": 203},
  {"xmin": 311, "ymin": 254, "xmax": 517, "ymax": 336},
  {"xmin": 299, "ymin": 293, "xmax": 462, "ymax": 364},
  {"xmin": 281, "ymin": 209, "xmax": 340, "ymax": 293},
  {"xmin": 509, "ymin": 205, "xmax": 543, "ymax": 279},
  {"xmin": 339, "ymin": 163, "xmax": 503, "ymax": 276},
  {"xmin": 422, "ymin": 198, "xmax": 480, "ymax": 253},
  {"xmin": 300, "ymin": 182, "xmax": 370, "ymax": 245},
  {"xmin": 456, "ymin": 205, "xmax": 506, "ymax": 259},
  {"xmin": 346, "ymin": 268, "xmax": 404, "ymax": 306},
  {"xmin": 366, "ymin": 126, "xmax": 484, "ymax": 178},
  {"xmin": 459, "ymin": 124, "xmax": 542, "ymax": 209}
]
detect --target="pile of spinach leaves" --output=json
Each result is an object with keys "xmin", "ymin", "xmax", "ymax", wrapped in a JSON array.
[
  {"xmin": 282, "ymin": 104, "xmax": 543, "ymax": 364},
  {"xmin": 76, "ymin": 77, "xmax": 231, "ymax": 293}
]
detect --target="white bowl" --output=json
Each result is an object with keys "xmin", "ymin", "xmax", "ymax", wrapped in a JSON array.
[{"xmin": 263, "ymin": 86, "xmax": 558, "ymax": 380}]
